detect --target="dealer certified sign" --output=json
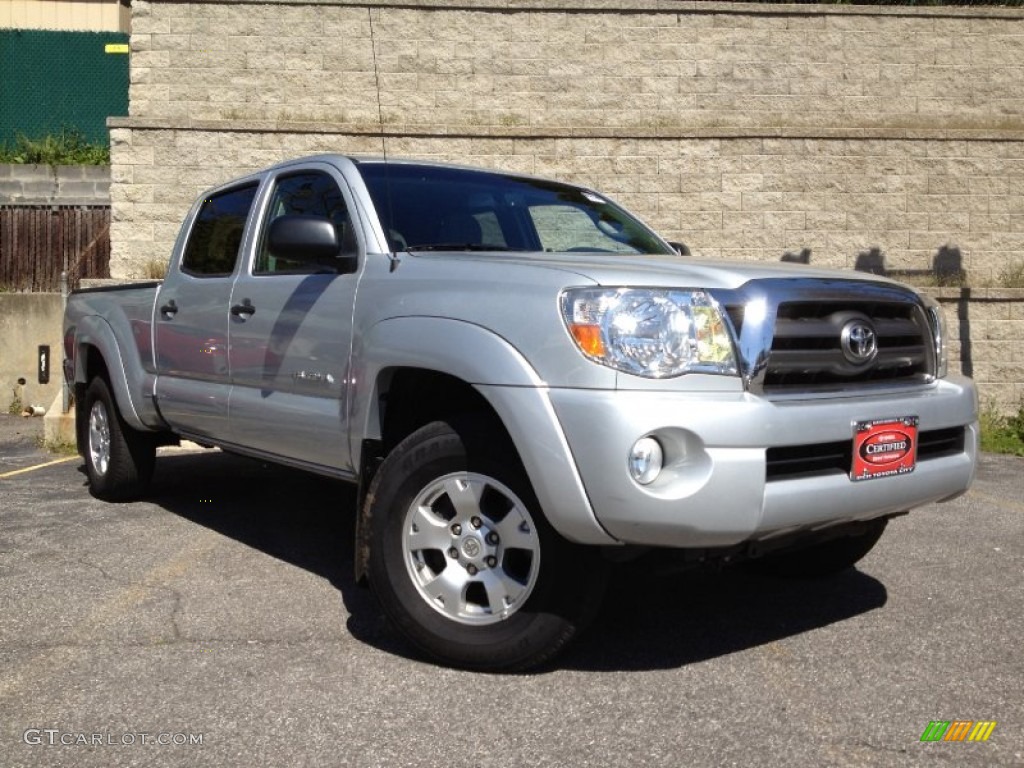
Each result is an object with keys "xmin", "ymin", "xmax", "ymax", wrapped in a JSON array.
[{"xmin": 851, "ymin": 416, "xmax": 919, "ymax": 481}]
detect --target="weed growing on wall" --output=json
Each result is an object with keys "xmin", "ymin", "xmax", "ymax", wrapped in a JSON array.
[
  {"xmin": 997, "ymin": 261, "xmax": 1024, "ymax": 289},
  {"xmin": 787, "ymin": 1, "xmax": 1024, "ymax": 6},
  {"xmin": 0, "ymin": 129, "xmax": 109, "ymax": 165}
]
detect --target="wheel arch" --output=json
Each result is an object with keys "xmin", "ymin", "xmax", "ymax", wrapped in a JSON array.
[
  {"xmin": 354, "ymin": 366, "xmax": 520, "ymax": 585},
  {"xmin": 71, "ymin": 315, "xmax": 156, "ymax": 432},
  {"xmin": 351, "ymin": 317, "xmax": 617, "ymax": 584},
  {"xmin": 350, "ymin": 316, "xmax": 544, "ymax": 489},
  {"xmin": 379, "ymin": 368, "xmax": 512, "ymax": 452},
  {"xmin": 74, "ymin": 345, "xmax": 114, "ymax": 454}
]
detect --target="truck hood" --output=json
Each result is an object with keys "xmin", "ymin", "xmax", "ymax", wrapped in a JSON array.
[{"xmin": 409, "ymin": 250, "xmax": 904, "ymax": 291}]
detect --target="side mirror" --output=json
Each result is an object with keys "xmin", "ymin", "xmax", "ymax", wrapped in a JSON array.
[
  {"xmin": 268, "ymin": 215, "xmax": 358, "ymax": 273},
  {"xmin": 668, "ymin": 241, "xmax": 691, "ymax": 257}
]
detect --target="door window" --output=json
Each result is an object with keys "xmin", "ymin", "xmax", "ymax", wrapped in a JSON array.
[
  {"xmin": 255, "ymin": 171, "xmax": 356, "ymax": 274},
  {"xmin": 181, "ymin": 184, "xmax": 258, "ymax": 277}
]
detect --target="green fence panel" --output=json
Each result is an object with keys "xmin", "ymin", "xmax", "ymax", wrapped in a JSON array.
[{"xmin": 0, "ymin": 29, "xmax": 129, "ymax": 147}]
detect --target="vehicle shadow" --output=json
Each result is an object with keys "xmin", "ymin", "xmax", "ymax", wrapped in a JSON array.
[
  {"xmin": 145, "ymin": 450, "xmax": 888, "ymax": 673},
  {"xmin": 142, "ymin": 449, "xmax": 407, "ymax": 658},
  {"xmin": 567, "ymin": 562, "xmax": 886, "ymax": 672}
]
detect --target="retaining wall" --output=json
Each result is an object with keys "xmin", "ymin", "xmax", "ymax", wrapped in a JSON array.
[
  {"xmin": 0, "ymin": 293, "xmax": 64, "ymax": 415},
  {"xmin": 0, "ymin": 164, "xmax": 110, "ymax": 206},
  {"xmin": 107, "ymin": 0, "xmax": 1024, "ymax": 411}
]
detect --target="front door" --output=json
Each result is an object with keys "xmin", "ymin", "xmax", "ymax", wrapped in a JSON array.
[{"xmin": 227, "ymin": 165, "xmax": 361, "ymax": 473}]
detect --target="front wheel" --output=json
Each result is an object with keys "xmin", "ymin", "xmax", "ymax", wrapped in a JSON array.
[
  {"xmin": 366, "ymin": 420, "xmax": 607, "ymax": 671},
  {"xmin": 82, "ymin": 377, "xmax": 155, "ymax": 501}
]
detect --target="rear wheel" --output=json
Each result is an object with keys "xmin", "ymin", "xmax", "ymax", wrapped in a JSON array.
[
  {"xmin": 366, "ymin": 419, "xmax": 607, "ymax": 671},
  {"xmin": 747, "ymin": 519, "xmax": 888, "ymax": 579},
  {"xmin": 82, "ymin": 377, "xmax": 155, "ymax": 501}
]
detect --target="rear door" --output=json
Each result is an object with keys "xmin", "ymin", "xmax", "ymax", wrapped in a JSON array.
[
  {"xmin": 153, "ymin": 181, "xmax": 260, "ymax": 440},
  {"xmin": 226, "ymin": 163, "xmax": 362, "ymax": 473}
]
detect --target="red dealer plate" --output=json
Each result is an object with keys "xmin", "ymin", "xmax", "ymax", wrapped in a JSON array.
[{"xmin": 851, "ymin": 416, "xmax": 919, "ymax": 482}]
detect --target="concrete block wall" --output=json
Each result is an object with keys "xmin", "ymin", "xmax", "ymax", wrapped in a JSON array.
[
  {"xmin": 108, "ymin": 0, "xmax": 1024, "ymax": 412},
  {"xmin": 114, "ymin": 1, "xmax": 1024, "ymax": 281},
  {"xmin": 0, "ymin": 164, "xmax": 110, "ymax": 205},
  {"xmin": 932, "ymin": 288, "xmax": 1024, "ymax": 411},
  {"xmin": 127, "ymin": 1, "xmax": 1024, "ymax": 136},
  {"xmin": 106, "ymin": 131, "xmax": 1024, "ymax": 284}
]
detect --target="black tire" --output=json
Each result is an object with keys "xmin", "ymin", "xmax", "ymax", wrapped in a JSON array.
[
  {"xmin": 366, "ymin": 419, "xmax": 607, "ymax": 672},
  {"xmin": 747, "ymin": 519, "xmax": 888, "ymax": 579},
  {"xmin": 82, "ymin": 377, "xmax": 156, "ymax": 501}
]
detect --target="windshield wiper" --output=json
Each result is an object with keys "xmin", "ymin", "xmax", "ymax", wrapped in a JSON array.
[{"xmin": 404, "ymin": 243, "xmax": 522, "ymax": 252}]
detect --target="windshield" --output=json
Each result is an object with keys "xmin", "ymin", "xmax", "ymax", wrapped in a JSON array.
[{"xmin": 357, "ymin": 163, "xmax": 674, "ymax": 256}]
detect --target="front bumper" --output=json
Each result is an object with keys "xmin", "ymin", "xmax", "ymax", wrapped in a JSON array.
[{"xmin": 549, "ymin": 376, "xmax": 978, "ymax": 548}]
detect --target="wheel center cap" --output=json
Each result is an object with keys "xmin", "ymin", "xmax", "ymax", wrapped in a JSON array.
[{"xmin": 460, "ymin": 536, "xmax": 483, "ymax": 560}]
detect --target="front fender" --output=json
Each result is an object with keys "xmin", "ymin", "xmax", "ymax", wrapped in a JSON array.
[
  {"xmin": 350, "ymin": 316, "xmax": 617, "ymax": 546},
  {"xmin": 358, "ymin": 316, "xmax": 545, "ymax": 390},
  {"xmin": 350, "ymin": 316, "xmax": 543, "ymax": 453}
]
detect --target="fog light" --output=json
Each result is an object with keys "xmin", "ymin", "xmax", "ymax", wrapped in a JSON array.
[{"xmin": 629, "ymin": 437, "xmax": 664, "ymax": 485}]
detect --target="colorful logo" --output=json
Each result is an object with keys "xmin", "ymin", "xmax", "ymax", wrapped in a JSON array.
[
  {"xmin": 920, "ymin": 721, "xmax": 997, "ymax": 742},
  {"xmin": 859, "ymin": 429, "xmax": 913, "ymax": 465},
  {"xmin": 851, "ymin": 416, "xmax": 918, "ymax": 481}
]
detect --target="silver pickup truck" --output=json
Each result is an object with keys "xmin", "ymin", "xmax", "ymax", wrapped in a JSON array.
[{"xmin": 64, "ymin": 154, "xmax": 978, "ymax": 670}]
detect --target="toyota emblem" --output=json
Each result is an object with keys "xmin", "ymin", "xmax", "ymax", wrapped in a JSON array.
[{"xmin": 841, "ymin": 320, "xmax": 878, "ymax": 365}]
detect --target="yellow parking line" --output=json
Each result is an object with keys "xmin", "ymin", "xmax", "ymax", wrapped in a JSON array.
[{"xmin": 0, "ymin": 456, "xmax": 78, "ymax": 479}]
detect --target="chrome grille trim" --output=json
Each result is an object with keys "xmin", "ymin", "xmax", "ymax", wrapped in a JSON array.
[{"xmin": 710, "ymin": 279, "xmax": 937, "ymax": 396}]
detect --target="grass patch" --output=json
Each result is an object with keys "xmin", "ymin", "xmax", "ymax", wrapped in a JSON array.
[
  {"xmin": 7, "ymin": 388, "xmax": 24, "ymax": 416},
  {"xmin": 901, "ymin": 272, "xmax": 968, "ymax": 289},
  {"xmin": 31, "ymin": 429, "xmax": 78, "ymax": 457},
  {"xmin": 141, "ymin": 259, "xmax": 168, "ymax": 280},
  {"xmin": 980, "ymin": 404, "xmax": 1024, "ymax": 457},
  {"xmin": 0, "ymin": 129, "xmax": 109, "ymax": 166},
  {"xmin": 43, "ymin": 437, "xmax": 79, "ymax": 457}
]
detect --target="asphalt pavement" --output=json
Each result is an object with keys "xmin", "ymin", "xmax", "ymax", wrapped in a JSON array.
[{"xmin": 0, "ymin": 413, "xmax": 1021, "ymax": 767}]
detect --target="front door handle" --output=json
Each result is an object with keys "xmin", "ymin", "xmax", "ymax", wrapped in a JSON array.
[
  {"xmin": 159, "ymin": 299, "xmax": 178, "ymax": 319},
  {"xmin": 230, "ymin": 299, "xmax": 255, "ymax": 318}
]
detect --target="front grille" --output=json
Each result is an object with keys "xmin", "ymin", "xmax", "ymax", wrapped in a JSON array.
[
  {"xmin": 762, "ymin": 300, "xmax": 931, "ymax": 392},
  {"xmin": 916, "ymin": 426, "xmax": 966, "ymax": 461},
  {"xmin": 766, "ymin": 438, "xmax": 850, "ymax": 480},
  {"xmin": 766, "ymin": 426, "xmax": 966, "ymax": 481}
]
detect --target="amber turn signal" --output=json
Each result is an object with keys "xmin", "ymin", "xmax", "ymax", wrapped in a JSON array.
[{"xmin": 569, "ymin": 324, "xmax": 605, "ymax": 357}]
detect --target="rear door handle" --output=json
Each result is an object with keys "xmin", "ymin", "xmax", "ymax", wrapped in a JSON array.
[
  {"xmin": 231, "ymin": 299, "xmax": 255, "ymax": 318},
  {"xmin": 159, "ymin": 299, "xmax": 178, "ymax": 319}
]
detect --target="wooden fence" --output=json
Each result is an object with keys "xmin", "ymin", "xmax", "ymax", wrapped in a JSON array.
[{"xmin": 0, "ymin": 205, "xmax": 110, "ymax": 292}]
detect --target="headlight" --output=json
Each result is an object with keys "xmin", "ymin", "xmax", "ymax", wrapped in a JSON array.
[
  {"xmin": 560, "ymin": 288, "xmax": 738, "ymax": 378},
  {"xmin": 921, "ymin": 294, "xmax": 949, "ymax": 378}
]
